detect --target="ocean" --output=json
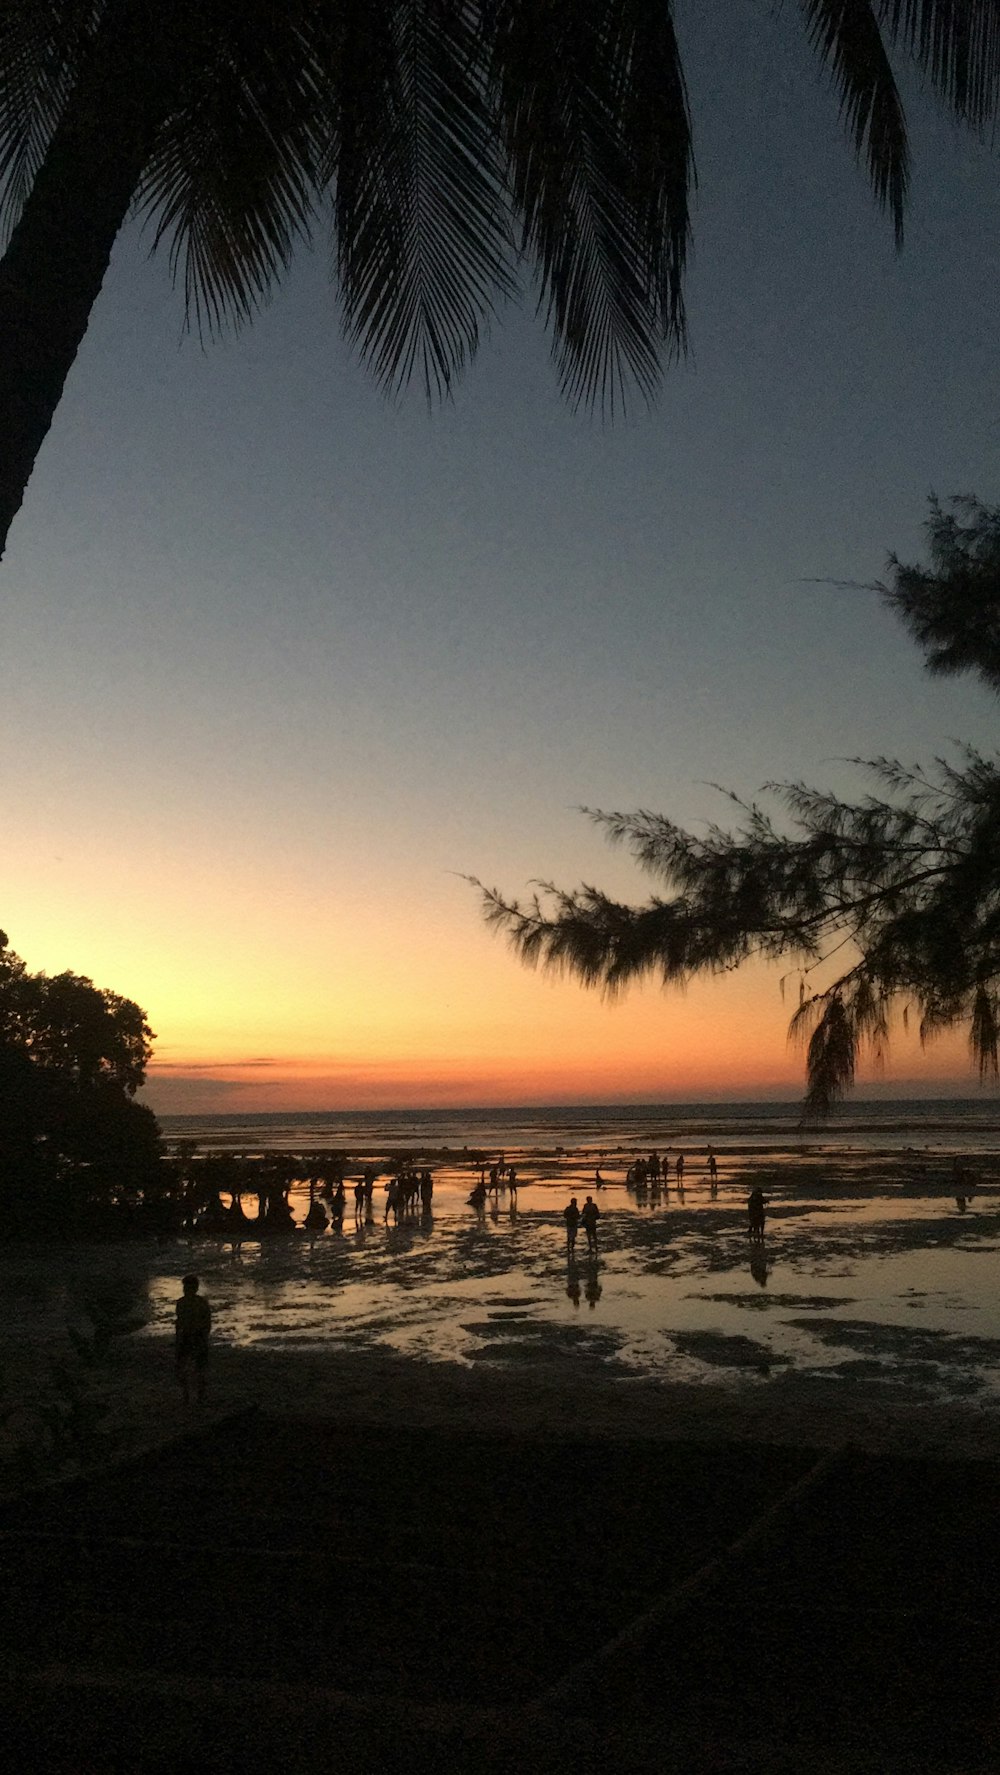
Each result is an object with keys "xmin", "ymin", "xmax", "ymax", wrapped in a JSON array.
[{"xmin": 158, "ymin": 1098, "xmax": 1000, "ymax": 1158}]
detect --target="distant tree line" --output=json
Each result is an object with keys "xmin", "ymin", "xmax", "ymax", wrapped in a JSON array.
[{"xmin": 0, "ymin": 931, "xmax": 164, "ymax": 1232}]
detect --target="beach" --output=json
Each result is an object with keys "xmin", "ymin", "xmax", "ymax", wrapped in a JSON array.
[
  {"xmin": 3, "ymin": 1126, "xmax": 1000, "ymax": 1488},
  {"xmin": 95, "ymin": 1333, "xmax": 1000, "ymax": 1465},
  {"xmin": 3, "ymin": 1129, "xmax": 999, "ymax": 1774}
]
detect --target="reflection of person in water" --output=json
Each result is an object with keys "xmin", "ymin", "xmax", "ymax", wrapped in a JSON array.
[
  {"xmin": 585, "ymin": 1269, "xmax": 602, "ymax": 1309},
  {"xmin": 566, "ymin": 1264, "xmax": 581, "ymax": 1307},
  {"xmin": 750, "ymin": 1249, "xmax": 769, "ymax": 1287}
]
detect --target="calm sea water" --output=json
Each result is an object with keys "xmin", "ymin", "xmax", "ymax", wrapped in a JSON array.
[{"xmin": 158, "ymin": 1098, "xmax": 1000, "ymax": 1158}]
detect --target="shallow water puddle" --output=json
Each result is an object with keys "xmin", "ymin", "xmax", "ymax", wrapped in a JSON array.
[{"xmin": 5, "ymin": 1173, "xmax": 998, "ymax": 1407}]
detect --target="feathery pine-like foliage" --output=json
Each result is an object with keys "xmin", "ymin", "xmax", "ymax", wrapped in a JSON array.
[
  {"xmin": 2, "ymin": 3, "xmax": 1000, "ymax": 552},
  {"xmin": 475, "ymin": 496, "xmax": 1000, "ymax": 1116}
]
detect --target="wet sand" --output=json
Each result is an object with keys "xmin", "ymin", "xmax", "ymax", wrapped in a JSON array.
[
  {"xmin": 3, "ymin": 1149, "xmax": 999, "ymax": 1487},
  {"xmin": 62, "ymin": 1324, "xmax": 1000, "ymax": 1490}
]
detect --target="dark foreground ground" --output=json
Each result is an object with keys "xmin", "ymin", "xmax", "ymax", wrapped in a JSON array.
[{"xmin": 0, "ymin": 1412, "xmax": 997, "ymax": 1774}]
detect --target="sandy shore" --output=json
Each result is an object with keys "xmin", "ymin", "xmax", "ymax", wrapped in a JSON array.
[{"xmin": 73, "ymin": 1334, "xmax": 1000, "ymax": 1473}]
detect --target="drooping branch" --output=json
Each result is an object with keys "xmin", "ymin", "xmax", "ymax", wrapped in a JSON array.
[{"xmin": 473, "ymin": 731, "xmax": 1000, "ymax": 1115}]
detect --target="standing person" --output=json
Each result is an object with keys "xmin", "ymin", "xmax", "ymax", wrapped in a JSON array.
[
  {"xmin": 507, "ymin": 1165, "xmax": 518, "ymax": 1206},
  {"xmin": 580, "ymin": 1195, "xmax": 600, "ymax": 1256},
  {"xmin": 353, "ymin": 1177, "xmax": 365, "ymax": 1219},
  {"xmin": 175, "ymin": 1274, "xmax": 211, "ymax": 1406},
  {"xmin": 564, "ymin": 1195, "xmax": 580, "ymax": 1253},
  {"xmin": 707, "ymin": 1147, "xmax": 718, "ymax": 1185},
  {"xmin": 384, "ymin": 1178, "xmax": 400, "ymax": 1223},
  {"xmin": 675, "ymin": 1152, "xmax": 685, "ymax": 1185},
  {"xmin": 747, "ymin": 1187, "xmax": 769, "ymax": 1241}
]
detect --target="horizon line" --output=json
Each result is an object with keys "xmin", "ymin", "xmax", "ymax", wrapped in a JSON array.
[{"xmin": 151, "ymin": 1091, "xmax": 999, "ymax": 1117}]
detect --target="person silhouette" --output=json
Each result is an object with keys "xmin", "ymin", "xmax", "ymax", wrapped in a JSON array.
[
  {"xmin": 747, "ymin": 1187, "xmax": 769, "ymax": 1241},
  {"xmin": 564, "ymin": 1196, "xmax": 580, "ymax": 1253},
  {"xmin": 175, "ymin": 1274, "xmax": 211, "ymax": 1405},
  {"xmin": 580, "ymin": 1195, "xmax": 600, "ymax": 1256}
]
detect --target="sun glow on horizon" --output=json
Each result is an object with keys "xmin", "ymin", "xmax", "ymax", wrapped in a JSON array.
[{"xmin": 2, "ymin": 861, "xmax": 979, "ymax": 1118}]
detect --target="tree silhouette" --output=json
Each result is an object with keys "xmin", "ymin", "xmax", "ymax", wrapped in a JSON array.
[
  {"xmin": 474, "ymin": 496, "xmax": 1000, "ymax": 1116},
  {"xmin": 3, "ymin": 2, "xmax": 1000, "ymax": 555},
  {"xmin": 0, "ymin": 931, "xmax": 160, "ymax": 1225}
]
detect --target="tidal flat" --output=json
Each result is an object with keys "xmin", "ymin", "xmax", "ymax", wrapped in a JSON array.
[{"xmin": 2, "ymin": 1147, "xmax": 999, "ymax": 1479}]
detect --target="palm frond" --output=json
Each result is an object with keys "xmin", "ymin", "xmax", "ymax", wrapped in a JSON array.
[
  {"xmin": 491, "ymin": 0, "xmax": 692, "ymax": 416},
  {"xmin": 880, "ymin": 0, "xmax": 1000, "ymax": 129},
  {"xmin": 800, "ymin": 0, "xmax": 909, "ymax": 244},
  {"xmin": 0, "ymin": 0, "xmax": 99, "ymax": 247},
  {"xmin": 332, "ymin": 0, "xmax": 516, "ymax": 402},
  {"xmin": 135, "ymin": 7, "xmax": 326, "ymax": 336}
]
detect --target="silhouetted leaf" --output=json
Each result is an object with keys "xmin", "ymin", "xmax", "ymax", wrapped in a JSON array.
[
  {"xmin": 490, "ymin": 0, "xmax": 691, "ymax": 414},
  {"xmin": 332, "ymin": 0, "xmax": 516, "ymax": 401},
  {"xmin": 801, "ymin": 0, "xmax": 909, "ymax": 245},
  {"xmin": 0, "ymin": 0, "xmax": 98, "ymax": 246},
  {"xmin": 135, "ymin": 6, "xmax": 326, "ymax": 336}
]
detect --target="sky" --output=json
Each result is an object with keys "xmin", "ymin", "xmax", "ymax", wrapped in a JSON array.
[{"xmin": 3, "ymin": 4, "xmax": 1000, "ymax": 1114}]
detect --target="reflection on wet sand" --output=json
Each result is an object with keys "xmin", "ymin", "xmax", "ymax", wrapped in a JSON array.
[
  {"xmin": 97, "ymin": 1148, "xmax": 994, "ymax": 1414},
  {"xmin": 2, "ymin": 1137, "xmax": 995, "ymax": 1417}
]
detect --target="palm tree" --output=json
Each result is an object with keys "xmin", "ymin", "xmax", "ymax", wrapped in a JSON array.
[{"xmin": 2, "ymin": 1, "xmax": 999, "ymax": 559}]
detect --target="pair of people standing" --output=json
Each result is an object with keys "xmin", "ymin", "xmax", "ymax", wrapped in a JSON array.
[{"xmin": 564, "ymin": 1194, "xmax": 600, "ymax": 1256}]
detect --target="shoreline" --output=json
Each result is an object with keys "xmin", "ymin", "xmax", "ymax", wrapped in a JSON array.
[
  {"xmin": 94, "ymin": 1336, "xmax": 1000, "ymax": 1465},
  {"xmin": 4, "ymin": 1324, "xmax": 999, "ymax": 1503}
]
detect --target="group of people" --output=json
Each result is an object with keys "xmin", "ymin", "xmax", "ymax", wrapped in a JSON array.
[
  {"xmin": 626, "ymin": 1147, "xmax": 719, "ymax": 1196},
  {"xmin": 383, "ymin": 1168, "xmax": 435, "ymax": 1222},
  {"xmin": 468, "ymin": 1159, "xmax": 518, "ymax": 1213},
  {"xmin": 305, "ymin": 1165, "xmax": 436, "ymax": 1230},
  {"xmin": 563, "ymin": 1194, "xmax": 601, "ymax": 1256}
]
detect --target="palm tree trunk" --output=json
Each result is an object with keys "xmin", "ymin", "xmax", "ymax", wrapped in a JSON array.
[{"xmin": 0, "ymin": 2, "xmax": 183, "ymax": 560}]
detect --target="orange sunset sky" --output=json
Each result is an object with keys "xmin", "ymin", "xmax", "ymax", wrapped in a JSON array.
[
  {"xmin": 4, "ymin": 6, "xmax": 999, "ymax": 1116},
  {"xmin": 1, "ymin": 833, "xmax": 978, "ymax": 1113}
]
